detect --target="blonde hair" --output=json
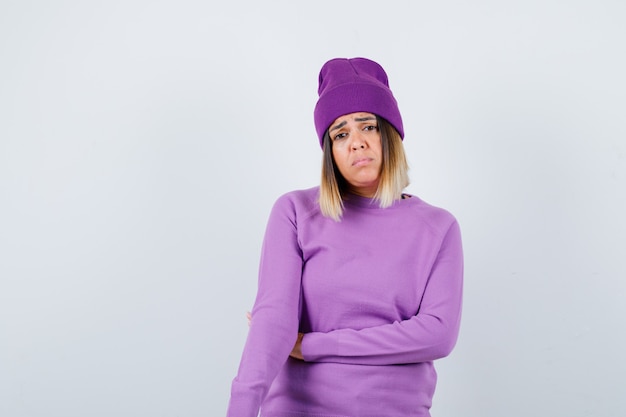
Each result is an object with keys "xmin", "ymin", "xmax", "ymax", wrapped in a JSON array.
[{"xmin": 319, "ymin": 116, "xmax": 410, "ymax": 221}]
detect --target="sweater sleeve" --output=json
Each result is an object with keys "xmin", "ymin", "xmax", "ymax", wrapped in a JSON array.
[
  {"xmin": 226, "ymin": 195, "xmax": 303, "ymax": 417},
  {"xmin": 301, "ymin": 220, "xmax": 463, "ymax": 366}
]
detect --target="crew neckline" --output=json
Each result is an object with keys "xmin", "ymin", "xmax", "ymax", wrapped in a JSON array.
[{"xmin": 342, "ymin": 193, "xmax": 413, "ymax": 209}]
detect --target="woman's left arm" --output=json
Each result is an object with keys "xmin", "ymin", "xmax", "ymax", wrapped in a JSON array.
[{"xmin": 300, "ymin": 220, "xmax": 463, "ymax": 366}]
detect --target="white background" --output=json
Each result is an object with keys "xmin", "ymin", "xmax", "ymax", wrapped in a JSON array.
[{"xmin": 1, "ymin": 1, "xmax": 625, "ymax": 416}]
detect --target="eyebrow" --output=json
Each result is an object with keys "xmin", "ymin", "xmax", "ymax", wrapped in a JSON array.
[
  {"xmin": 329, "ymin": 116, "xmax": 377, "ymax": 132},
  {"xmin": 329, "ymin": 121, "xmax": 347, "ymax": 132}
]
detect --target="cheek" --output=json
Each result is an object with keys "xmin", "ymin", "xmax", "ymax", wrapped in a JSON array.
[
  {"xmin": 331, "ymin": 147, "xmax": 349, "ymax": 171},
  {"xmin": 331, "ymin": 147, "xmax": 342, "ymax": 164}
]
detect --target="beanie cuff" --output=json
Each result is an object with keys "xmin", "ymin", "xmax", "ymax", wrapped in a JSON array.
[{"xmin": 314, "ymin": 82, "xmax": 404, "ymax": 147}]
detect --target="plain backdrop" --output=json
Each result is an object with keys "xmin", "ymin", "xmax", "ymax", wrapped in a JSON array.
[{"xmin": 1, "ymin": 1, "xmax": 625, "ymax": 416}]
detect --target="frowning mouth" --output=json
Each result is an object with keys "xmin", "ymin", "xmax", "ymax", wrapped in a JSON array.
[{"xmin": 352, "ymin": 158, "xmax": 373, "ymax": 167}]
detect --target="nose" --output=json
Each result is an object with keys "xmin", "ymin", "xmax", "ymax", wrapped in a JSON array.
[{"xmin": 350, "ymin": 130, "xmax": 367, "ymax": 150}]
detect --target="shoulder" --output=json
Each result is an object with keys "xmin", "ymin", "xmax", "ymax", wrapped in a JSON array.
[
  {"xmin": 400, "ymin": 194, "xmax": 459, "ymax": 235},
  {"xmin": 275, "ymin": 186, "xmax": 319, "ymax": 206},
  {"xmin": 270, "ymin": 186, "xmax": 321, "ymax": 222}
]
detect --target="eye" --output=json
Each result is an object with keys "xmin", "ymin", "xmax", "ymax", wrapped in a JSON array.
[
  {"xmin": 364, "ymin": 125, "xmax": 379, "ymax": 132},
  {"xmin": 333, "ymin": 132, "xmax": 348, "ymax": 141}
]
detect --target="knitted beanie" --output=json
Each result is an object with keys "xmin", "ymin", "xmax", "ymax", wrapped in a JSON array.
[{"xmin": 314, "ymin": 57, "xmax": 404, "ymax": 148}]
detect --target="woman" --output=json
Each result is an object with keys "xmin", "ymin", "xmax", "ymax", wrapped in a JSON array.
[{"xmin": 226, "ymin": 57, "xmax": 463, "ymax": 417}]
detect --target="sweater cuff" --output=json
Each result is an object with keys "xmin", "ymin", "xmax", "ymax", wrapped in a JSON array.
[{"xmin": 301, "ymin": 332, "xmax": 340, "ymax": 362}]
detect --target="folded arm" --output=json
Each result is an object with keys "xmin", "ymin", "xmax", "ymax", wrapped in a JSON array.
[{"xmin": 301, "ymin": 220, "xmax": 463, "ymax": 366}]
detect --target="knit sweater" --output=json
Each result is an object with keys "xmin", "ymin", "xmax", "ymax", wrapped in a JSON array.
[{"xmin": 227, "ymin": 186, "xmax": 463, "ymax": 417}]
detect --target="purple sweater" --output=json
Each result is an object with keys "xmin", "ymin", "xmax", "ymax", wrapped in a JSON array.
[{"xmin": 227, "ymin": 187, "xmax": 463, "ymax": 417}]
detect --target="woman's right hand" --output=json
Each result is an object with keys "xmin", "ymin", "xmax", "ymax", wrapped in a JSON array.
[{"xmin": 290, "ymin": 333, "xmax": 304, "ymax": 360}]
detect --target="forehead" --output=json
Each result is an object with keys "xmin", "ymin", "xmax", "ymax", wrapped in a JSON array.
[{"xmin": 331, "ymin": 112, "xmax": 376, "ymax": 127}]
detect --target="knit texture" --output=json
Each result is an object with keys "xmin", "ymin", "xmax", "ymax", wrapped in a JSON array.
[
  {"xmin": 227, "ymin": 187, "xmax": 463, "ymax": 417},
  {"xmin": 314, "ymin": 58, "xmax": 404, "ymax": 147}
]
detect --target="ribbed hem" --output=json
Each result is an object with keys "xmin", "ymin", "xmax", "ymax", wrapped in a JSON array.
[{"xmin": 262, "ymin": 411, "xmax": 350, "ymax": 417}]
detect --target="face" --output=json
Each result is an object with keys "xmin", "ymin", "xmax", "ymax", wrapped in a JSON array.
[{"xmin": 329, "ymin": 112, "xmax": 382, "ymax": 198}]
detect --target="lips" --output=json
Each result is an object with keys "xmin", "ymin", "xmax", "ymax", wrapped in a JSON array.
[{"xmin": 352, "ymin": 157, "xmax": 373, "ymax": 167}]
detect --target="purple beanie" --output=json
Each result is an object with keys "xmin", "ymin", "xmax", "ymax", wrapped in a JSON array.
[{"xmin": 314, "ymin": 57, "xmax": 404, "ymax": 148}]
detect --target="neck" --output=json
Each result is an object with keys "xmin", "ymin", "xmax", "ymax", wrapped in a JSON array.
[{"xmin": 347, "ymin": 185, "xmax": 377, "ymax": 198}]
